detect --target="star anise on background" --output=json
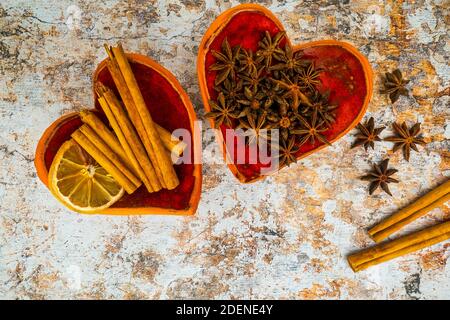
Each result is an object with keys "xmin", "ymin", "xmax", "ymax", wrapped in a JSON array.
[
  {"xmin": 380, "ymin": 69, "xmax": 409, "ymax": 103},
  {"xmin": 351, "ymin": 117, "xmax": 385, "ymax": 151},
  {"xmin": 271, "ymin": 44, "xmax": 309, "ymax": 74},
  {"xmin": 384, "ymin": 122, "xmax": 426, "ymax": 161},
  {"xmin": 302, "ymin": 90, "xmax": 338, "ymax": 126},
  {"xmin": 256, "ymin": 31, "xmax": 285, "ymax": 68},
  {"xmin": 297, "ymin": 63, "xmax": 323, "ymax": 91},
  {"xmin": 276, "ymin": 136, "xmax": 299, "ymax": 167},
  {"xmin": 205, "ymin": 93, "xmax": 237, "ymax": 127},
  {"xmin": 361, "ymin": 159, "xmax": 399, "ymax": 196},
  {"xmin": 292, "ymin": 111, "xmax": 330, "ymax": 147},
  {"xmin": 210, "ymin": 38, "xmax": 241, "ymax": 85}
]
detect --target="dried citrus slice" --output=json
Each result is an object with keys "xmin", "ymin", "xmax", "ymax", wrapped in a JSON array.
[{"xmin": 48, "ymin": 139, "xmax": 124, "ymax": 213}]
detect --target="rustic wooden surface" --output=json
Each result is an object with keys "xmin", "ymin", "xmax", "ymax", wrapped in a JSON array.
[{"xmin": 0, "ymin": 0, "xmax": 449, "ymax": 299}]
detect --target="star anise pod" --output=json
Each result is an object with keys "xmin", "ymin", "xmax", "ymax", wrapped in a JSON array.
[
  {"xmin": 215, "ymin": 78, "xmax": 243, "ymax": 107},
  {"xmin": 210, "ymin": 38, "xmax": 241, "ymax": 85},
  {"xmin": 260, "ymin": 80, "xmax": 283, "ymax": 109},
  {"xmin": 361, "ymin": 159, "xmax": 399, "ymax": 196},
  {"xmin": 240, "ymin": 66, "xmax": 264, "ymax": 90},
  {"xmin": 302, "ymin": 90, "xmax": 337, "ymax": 126},
  {"xmin": 236, "ymin": 86, "xmax": 266, "ymax": 118},
  {"xmin": 205, "ymin": 92, "xmax": 238, "ymax": 127},
  {"xmin": 297, "ymin": 63, "xmax": 322, "ymax": 92},
  {"xmin": 256, "ymin": 31, "xmax": 285, "ymax": 69},
  {"xmin": 351, "ymin": 117, "xmax": 385, "ymax": 150},
  {"xmin": 266, "ymin": 101, "xmax": 298, "ymax": 142},
  {"xmin": 272, "ymin": 73, "xmax": 312, "ymax": 111},
  {"xmin": 271, "ymin": 44, "xmax": 309, "ymax": 74},
  {"xmin": 238, "ymin": 48, "xmax": 258, "ymax": 74},
  {"xmin": 276, "ymin": 136, "xmax": 299, "ymax": 168},
  {"xmin": 384, "ymin": 122, "xmax": 426, "ymax": 161},
  {"xmin": 380, "ymin": 69, "xmax": 409, "ymax": 103},
  {"xmin": 292, "ymin": 110, "xmax": 330, "ymax": 147},
  {"xmin": 237, "ymin": 113, "xmax": 271, "ymax": 145}
]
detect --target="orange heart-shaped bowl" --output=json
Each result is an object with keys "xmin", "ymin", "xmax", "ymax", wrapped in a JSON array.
[
  {"xmin": 35, "ymin": 53, "xmax": 202, "ymax": 215},
  {"xmin": 197, "ymin": 4, "xmax": 373, "ymax": 183}
]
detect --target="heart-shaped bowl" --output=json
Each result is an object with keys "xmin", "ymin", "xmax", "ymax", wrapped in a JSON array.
[
  {"xmin": 197, "ymin": 4, "xmax": 373, "ymax": 183},
  {"xmin": 35, "ymin": 53, "xmax": 202, "ymax": 215}
]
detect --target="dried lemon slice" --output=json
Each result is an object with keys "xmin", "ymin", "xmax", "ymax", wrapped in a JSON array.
[{"xmin": 48, "ymin": 139, "xmax": 124, "ymax": 213}]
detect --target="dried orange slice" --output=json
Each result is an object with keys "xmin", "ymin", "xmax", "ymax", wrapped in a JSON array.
[{"xmin": 48, "ymin": 139, "xmax": 124, "ymax": 213}]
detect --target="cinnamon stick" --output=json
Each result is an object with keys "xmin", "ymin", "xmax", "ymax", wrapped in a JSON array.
[
  {"xmin": 103, "ymin": 46, "xmax": 166, "ymax": 188},
  {"xmin": 110, "ymin": 43, "xmax": 179, "ymax": 190},
  {"xmin": 371, "ymin": 193, "xmax": 450, "ymax": 242},
  {"xmin": 78, "ymin": 124, "xmax": 141, "ymax": 189},
  {"xmin": 97, "ymin": 84, "xmax": 162, "ymax": 192},
  {"xmin": 369, "ymin": 180, "xmax": 450, "ymax": 242},
  {"xmin": 97, "ymin": 94, "xmax": 154, "ymax": 192},
  {"xmin": 348, "ymin": 221, "xmax": 450, "ymax": 272},
  {"xmin": 79, "ymin": 110, "xmax": 138, "ymax": 177},
  {"xmin": 155, "ymin": 123, "xmax": 187, "ymax": 157},
  {"xmin": 71, "ymin": 130, "xmax": 138, "ymax": 194}
]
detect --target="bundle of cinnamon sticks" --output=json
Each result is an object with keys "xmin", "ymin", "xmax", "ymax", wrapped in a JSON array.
[
  {"xmin": 348, "ymin": 180, "xmax": 450, "ymax": 271},
  {"xmin": 71, "ymin": 43, "xmax": 187, "ymax": 195}
]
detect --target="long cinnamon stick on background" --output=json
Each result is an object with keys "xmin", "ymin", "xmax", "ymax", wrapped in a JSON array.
[
  {"xmin": 348, "ymin": 220, "xmax": 450, "ymax": 272},
  {"xmin": 369, "ymin": 179, "xmax": 450, "ymax": 242},
  {"xmin": 371, "ymin": 193, "xmax": 450, "ymax": 242},
  {"xmin": 111, "ymin": 43, "xmax": 179, "ymax": 190},
  {"xmin": 352, "ymin": 232, "xmax": 450, "ymax": 272}
]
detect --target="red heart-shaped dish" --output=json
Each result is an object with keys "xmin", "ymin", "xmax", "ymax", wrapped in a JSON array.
[
  {"xmin": 197, "ymin": 4, "xmax": 373, "ymax": 183},
  {"xmin": 35, "ymin": 53, "xmax": 202, "ymax": 215}
]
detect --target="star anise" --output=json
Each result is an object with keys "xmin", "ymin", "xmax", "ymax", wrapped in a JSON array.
[
  {"xmin": 237, "ymin": 113, "xmax": 271, "ymax": 145},
  {"xmin": 276, "ymin": 136, "xmax": 299, "ymax": 168},
  {"xmin": 210, "ymin": 38, "xmax": 241, "ymax": 85},
  {"xmin": 215, "ymin": 78, "xmax": 243, "ymax": 107},
  {"xmin": 380, "ymin": 69, "xmax": 409, "ymax": 103},
  {"xmin": 351, "ymin": 117, "xmax": 385, "ymax": 150},
  {"xmin": 240, "ymin": 66, "xmax": 264, "ymax": 90},
  {"xmin": 297, "ymin": 63, "xmax": 322, "ymax": 92},
  {"xmin": 238, "ymin": 48, "xmax": 258, "ymax": 74},
  {"xmin": 273, "ymin": 73, "xmax": 311, "ymax": 111},
  {"xmin": 256, "ymin": 31, "xmax": 285, "ymax": 69},
  {"xmin": 361, "ymin": 159, "xmax": 399, "ymax": 196},
  {"xmin": 292, "ymin": 110, "xmax": 330, "ymax": 147},
  {"xmin": 384, "ymin": 122, "xmax": 426, "ymax": 161},
  {"xmin": 205, "ymin": 92, "xmax": 237, "ymax": 127},
  {"xmin": 302, "ymin": 90, "xmax": 337, "ymax": 126},
  {"xmin": 271, "ymin": 44, "xmax": 309, "ymax": 74},
  {"xmin": 267, "ymin": 101, "xmax": 298, "ymax": 142},
  {"xmin": 236, "ymin": 86, "xmax": 266, "ymax": 118},
  {"xmin": 260, "ymin": 80, "xmax": 283, "ymax": 109}
]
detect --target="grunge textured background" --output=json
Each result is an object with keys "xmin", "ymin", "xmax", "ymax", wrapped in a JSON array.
[{"xmin": 0, "ymin": 0, "xmax": 449, "ymax": 299}]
